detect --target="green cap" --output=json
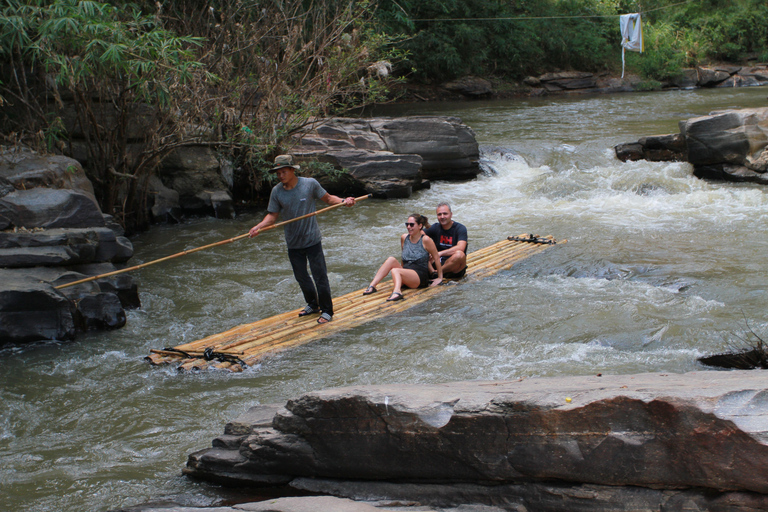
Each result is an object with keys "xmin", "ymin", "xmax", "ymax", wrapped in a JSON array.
[{"xmin": 270, "ymin": 154, "xmax": 300, "ymax": 172}]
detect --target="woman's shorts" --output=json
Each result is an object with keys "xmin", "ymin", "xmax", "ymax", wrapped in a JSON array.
[{"xmin": 403, "ymin": 262, "xmax": 430, "ymax": 288}]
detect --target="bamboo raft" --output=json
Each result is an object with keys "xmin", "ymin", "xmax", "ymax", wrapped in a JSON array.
[{"xmin": 146, "ymin": 234, "xmax": 564, "ymax": 372}]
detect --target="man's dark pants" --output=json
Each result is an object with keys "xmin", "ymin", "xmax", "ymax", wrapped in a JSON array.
[{"xmin": 287, "ymin": 242, "xmax": 333, "ymax": 316}]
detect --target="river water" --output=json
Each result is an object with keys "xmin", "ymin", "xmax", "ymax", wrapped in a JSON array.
[{"xmin": 2, "ymin": 86, "xmax": 768, "ymax": 511}]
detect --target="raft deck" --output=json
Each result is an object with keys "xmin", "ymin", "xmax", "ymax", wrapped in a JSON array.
[{"xmin": 146, "ymin": 235, "xmax": 563, "ymax": 372}]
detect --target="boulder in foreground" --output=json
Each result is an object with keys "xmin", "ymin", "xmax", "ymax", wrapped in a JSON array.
[{"xmin": 184, "ymin": 371, "xmax": 768, "ymax": 511}]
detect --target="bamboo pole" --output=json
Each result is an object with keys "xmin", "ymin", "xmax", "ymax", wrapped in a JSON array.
[{"xmin": 55, "ymin": 193, "xmax": 373, "ymax": 290}]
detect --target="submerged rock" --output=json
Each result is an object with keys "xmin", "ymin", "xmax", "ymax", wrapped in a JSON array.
[
  {"xmin": 614, "ymin": 133, "xmax": 686, "ymax": 162},
  {"xmin": 184, "ymin": 371, "xmax": 768, "ymax": 511}
]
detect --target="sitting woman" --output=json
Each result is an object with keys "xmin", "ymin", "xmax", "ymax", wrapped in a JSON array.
[{"xmin": 363, "ymin": 214, "xmax": 443, "ymax": 301}]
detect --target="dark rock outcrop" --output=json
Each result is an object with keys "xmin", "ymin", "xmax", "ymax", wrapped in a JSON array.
[
  {"xmin": 0, "ymin": 150, "xmax": 97, "ymax": 199},
  {"xmin": 0, "ymin": 188, "xmax": 105, "ymax": 231},
  {"xmin": 0, "ymin": 150, "xmax": 138, "ymax": 345},
  {"xmin": 615, "ymin": 106, "xmax": 768, "ymax": 185},
  {"xmin": 683, "ymin": 107, "xmax": 768, "ymax": 183},
  {"xmin": 184, "ymin": 371, "xmax": 768, "ymax": 511},
  {"xmin": 74, "ymin": 292, "xmax": 126, "ymax": 331},
  {"xmin": 293, "ymin": 117, "xmax": 480, "ymax": 198},
  {"xmin": 614, "ymin": 134, "xmax": 687, "ymax": 162},
  {"xmin": 0, "ymin": 272, "xmax": 77, "ymax": 343},
  {"xmin": 0, "ymin": 227, "xmax": 132, "ymax": 268},
  {"xmin": 441, "ymin": 76, "xmax": 493, "ymax": 97},
  {"xmin": 522, "ymin": 65, "xmax": 768, "ymax": 97},
  {"xmin": 155, "ymin": 146, "xmax": 235, "ymax": 219},
  {"xmin": 538, "ymin": 71, "xmax": 597, "ymax": 92}
]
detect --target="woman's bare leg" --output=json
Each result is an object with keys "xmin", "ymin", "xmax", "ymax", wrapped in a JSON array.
[
  {"xmin": 369, "ymin": 257, "xmax": 401, "ymax": 289},
  {"xmin": 390, "ymin": 268, "xmax": 421, "ymax": 297}
]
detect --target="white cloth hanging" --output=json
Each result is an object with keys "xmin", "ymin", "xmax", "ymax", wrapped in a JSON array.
[{"xmin": 620, "ymin": 13, "xmax": 643, "ymax": 78}]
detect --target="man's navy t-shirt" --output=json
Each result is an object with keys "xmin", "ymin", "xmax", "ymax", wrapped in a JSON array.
[{"xmin": 425, "ymin": 221, "xmax": 468, "ymax": 254}]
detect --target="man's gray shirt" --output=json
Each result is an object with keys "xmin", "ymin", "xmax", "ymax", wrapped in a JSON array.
[{"xmin": 267, "ymin": 177, "xmax": 327, "ymax": 249}]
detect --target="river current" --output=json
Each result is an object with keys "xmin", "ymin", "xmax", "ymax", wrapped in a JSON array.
[{"xmin": 2, "ymin": 86, "xmax": 768, "ymax": 511}]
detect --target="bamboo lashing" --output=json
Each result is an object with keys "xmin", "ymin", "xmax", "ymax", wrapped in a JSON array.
[
  {"xmin": 55, "ymin": 193, "xmax": 372, "ymax": 290},
  {"xmin": 146, "ymin": 234, "xmax": 564, "ymax": 372}
]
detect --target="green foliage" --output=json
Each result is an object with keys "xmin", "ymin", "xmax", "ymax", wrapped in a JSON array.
[
  {"xmin": 375, "ymin": 0, "xmax": 768, "ymax": 83},
  {"xmin": 302, "ymin": 160, "xmax": 350, "ymax": 183},
  {"xmin": 629, "ymin": 21, "xmax": 684, "ymax": 81},
  {"xmin": 645, "ymin": 0, "xmax": 768, "ymax": 67},
  {"xmin": 160, "ymin": 0, "xmax": 406, "ymax": 143},
  {"xmin": 0, "ymin": 0, "xmax": 210, "ymax": 232},
  {"xmin": 154, "ymin": 0, "xmax": 407, "ymax": 203},
  {"xmin": 375, "ymin": 0, "xmax": 619, "ymax": 81},
  {"xmin": 0, "ymin": 0, "xmax": 401, "ymax": 229},
  {"xmin": 0, "ymin": 0, "xmax": 206, "ymax": 104}
]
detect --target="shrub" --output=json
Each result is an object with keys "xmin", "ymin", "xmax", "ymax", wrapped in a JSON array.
[{"xmin": 628, "ymin": 21, "xmax": 685, "ymax": 81}]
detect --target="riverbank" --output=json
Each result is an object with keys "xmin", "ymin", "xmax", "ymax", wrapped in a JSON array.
[{"xmin": 390, "ymin": 63, "xmax": 768, "ymax": 103}]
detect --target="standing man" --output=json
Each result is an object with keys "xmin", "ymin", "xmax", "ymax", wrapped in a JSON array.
[
  {"xmin": 425, "ymin": 202, "xmax": 468, "ymax": 278},
  {"xmin": 249, "ymin": 155, "xmax": 355, "ymax": 324}
]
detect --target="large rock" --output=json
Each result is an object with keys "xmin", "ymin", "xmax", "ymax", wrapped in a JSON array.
[
  {"xmin": 157, "ymin": 146, "xmax": 232, "ymax": 215},
  {"xmin": 614, "ymin": 134, "xmax": 686, "ymax": 162},
  {"xmin": 682, "ymin": 107, "xmax": 768, "ymax": 182},
  {"xmin": 0, "ymin": 266, "xmax": 139, "ymax": 344},
  {"xmin": 315, "ymin": 149, "xmax": 423, "ymax": 199},
  {"xmin": 74, "ymin": 292, "xmax": 126, "ymax": 331},
  {"xmin": 538, "ymin": 71, "xmax": 597, "ymax": 91},
  {"xmin": 0, "ymin": 273, "xmax": 76, "ymax": 343},
  {"xmin": 370, "ymin": 117, "xmax": 480, "ymax": 181},
  {"xmin": 294, "ymin": 117, "xmax": 480, "ymax": 197},
  {"xmin": 668, "ymin": 68, "xmax": 700, "ymax": 89},
  {"xmin": 441, "ymin": 76, "xmax": 493, "ymax": 97},
  {"xmin": 740, "ymin": 65, "xmax": 768, "ymax": 85},
  {"xmin": 682, "ymin": 107, "xmax": 768, "ymax": 167},
  {"xmin": 185, "ymin": 371, "xmax": 768, "ymax": 510},
  {"xmin": 0, "ymin": 188, "xmax": 105, "ymax": 230},
  {"xmin": 614, "ymin": 106, "xmax": 768, "ymax": 185},
  {"xmin": 0, "ymin": 227, "xmax": 133, "ymax": 268},
  {"xmin": 67, "ymin": 263, "xmax": 141, "ymax": 309},
  {"xmin": 697, "ymin": 66, "xmax": 733, "ymax": 87},
  {"xmin": 0, "ymin": 149, "xmax": 96, "ymax": 200},
  {"xmin": 0, "ymin": 150, "xmax": 138, "ymax": 344}
]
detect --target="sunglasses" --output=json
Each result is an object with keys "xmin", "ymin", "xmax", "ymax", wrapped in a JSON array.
[{"xmin": 404, "ymin": 222, "xmax": 416, "ymax": 227}]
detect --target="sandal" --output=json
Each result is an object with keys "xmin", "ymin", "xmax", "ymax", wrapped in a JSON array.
[
  {"xmin": 317, "ymin": 312, "xmax": 332, "ymax": 324},
  {"xmin": 386, "ymin": 292, "xmax": 404, "ymax": 302},
  {"xmin": 362, "ymin": 285, "xmax": 377, "ymax": 296},
  {"xmin": 298, "ymin": 305, "xmax": 320, "ymax": 317}
]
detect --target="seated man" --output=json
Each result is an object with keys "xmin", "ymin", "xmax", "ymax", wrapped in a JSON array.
[{"xmin": 425, "ymin": 202, "xmax": 468, "ymax": 278}]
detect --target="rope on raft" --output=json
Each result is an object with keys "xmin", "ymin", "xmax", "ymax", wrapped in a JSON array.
[{"xmin": 508, "ymin": 234, "xmax": 557, "ymax": 245}]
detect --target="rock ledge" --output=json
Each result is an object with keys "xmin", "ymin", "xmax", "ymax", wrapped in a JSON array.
[{"xmin": 184, "ymin": 371, "xmax": 768, "ymax": 511}]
